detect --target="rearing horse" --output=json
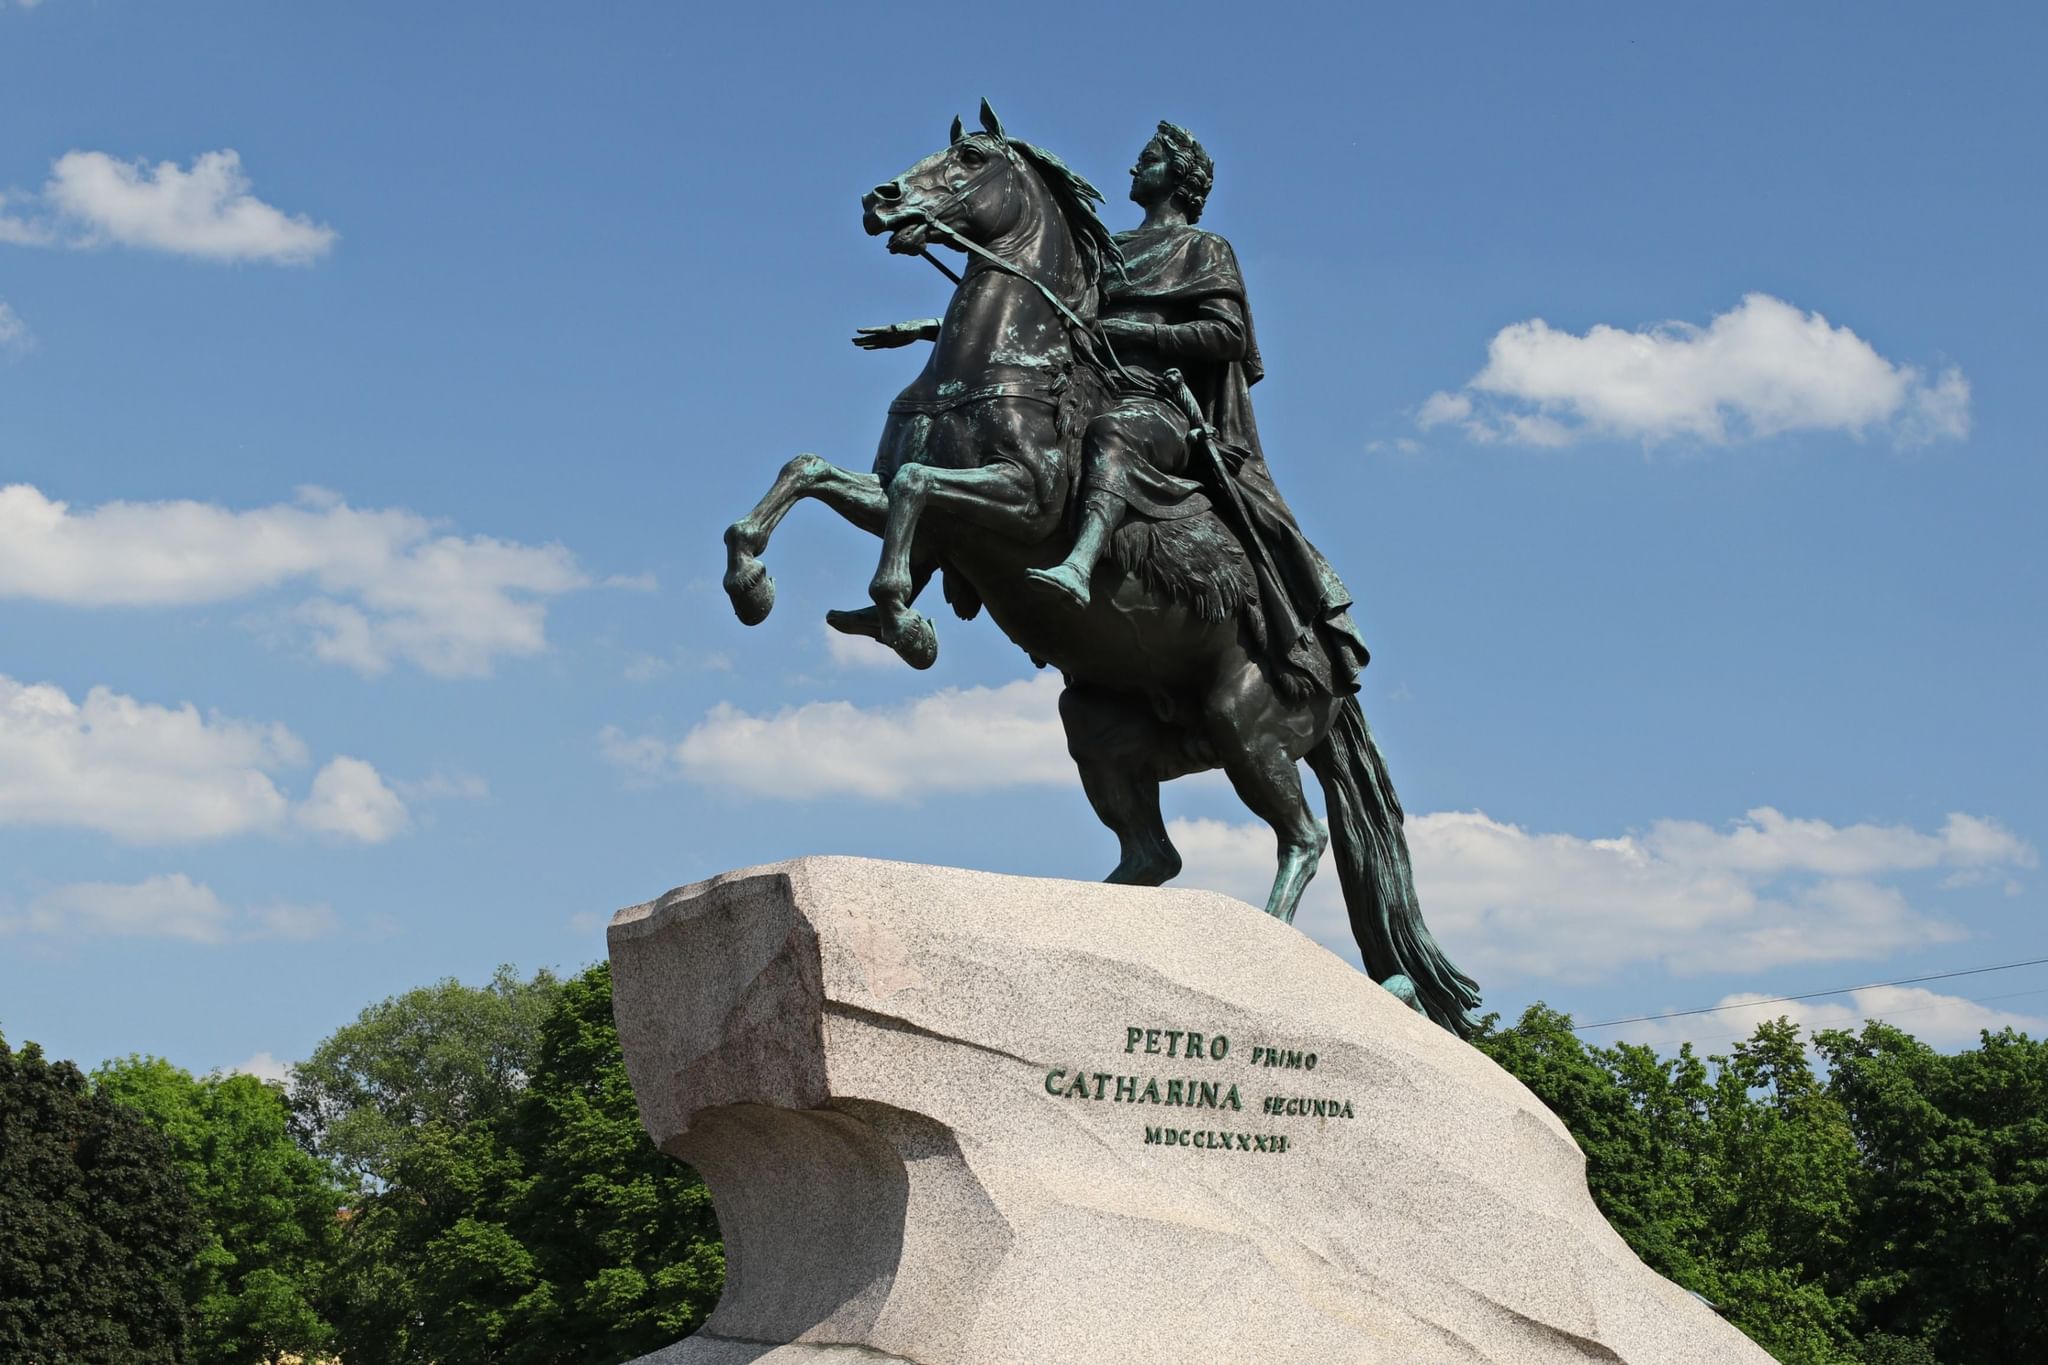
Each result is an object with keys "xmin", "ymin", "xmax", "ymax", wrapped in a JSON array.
[{"xmin": 720, "ymin": 104, "xmax": 1480, "ymax": 1035}]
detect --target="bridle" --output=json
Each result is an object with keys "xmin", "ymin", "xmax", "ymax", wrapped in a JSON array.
[{"xmin": 898, "ymin": 143, "xmax": 1101, "ymax": 340}]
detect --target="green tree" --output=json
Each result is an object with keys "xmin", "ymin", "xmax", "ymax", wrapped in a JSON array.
[
  {"xmin": 311, "ymin": 963, "xmax": 722, "ymax": 1365},
  {"xmin": 1690, "ymin": 1020, "xmax": 1862, "ymax": 1365},
  {"xmin": 497, "ymin": 961, "xmax": 723, "ymax": 1363},
  {"xmin": 1475, "ymin": 1006, "xmax": 1864, "ymax": 1365},
  {"xmin": 1483, "ymin": 1006, "xmax": 2048, "ymax": 1365},
  {"xmin": 1817, "ymin": 1021, "xmax": 2048, "ymax": 1365},
  {"xmin": 291, "ymin": 963, "xmax": 562, "ymax": 1190},
  {"xmin": 1475, "ymin": 1004, "xmax": 1723, "ymax": 1286},
  {"xmin": 95, "ymin": 1056, "xmax": 344, "ymax": 1365},
  {"xmin": 0, "ymin": 1033, "xmax": 202, "ymax": 1363},
  {"xmin": 294, "ymin": 965, "xmax": 562, "ymax": 1362}
]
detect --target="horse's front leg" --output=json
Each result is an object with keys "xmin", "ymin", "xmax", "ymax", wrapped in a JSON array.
[
  {"xmin": 723, "ymin": 454, "xmax": 887, "ymax": 625},
  {"xmin": 867, "ymin": 459, "xmax": 1052, "ymax": 668}
]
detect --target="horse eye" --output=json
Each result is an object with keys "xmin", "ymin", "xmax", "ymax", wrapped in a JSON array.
[{"xmin": 958, "ymin": 145, "xmax": 986, "ymax": 166}]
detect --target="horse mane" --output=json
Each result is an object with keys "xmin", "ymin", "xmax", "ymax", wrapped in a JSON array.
[{"xmin": 1000, "ymin": 137, "xmax": 1125, "ymax": 301}]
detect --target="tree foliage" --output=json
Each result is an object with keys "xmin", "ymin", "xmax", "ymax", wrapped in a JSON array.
[
  {"xmin": 315, "ymin": 962, "xmax": 723, "ymax": 1364},
  {"xmin": 1814, "ymin": 1022, "xmax": 2048, "ymax": 1364},
  {"xmin": 94, "ymin": 1056, "xmax": 344, "ymax": 1365},
  {"xmin": 0, "ymin": 1034, "xmax": 202, "ymax": 1363},
  {"xmin": 18, "ymin": 957, "xmax": 2039, "ymax": 1365},
  {"xmin": 1476, "ymin": 1004, "xmax": 2048, "ymax": 1365},
  {"xmin": 290, "ymin": 962, "xmax": 564, "ymax": 1190}
]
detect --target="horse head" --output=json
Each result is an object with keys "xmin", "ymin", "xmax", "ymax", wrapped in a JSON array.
[
  {"xmin": 861, "ymin": 100, "xmax": 1041, "ymax": 259},
  {"xmin": 863, "ymin": 100, "xmax": 1120, "ymax": 296}
]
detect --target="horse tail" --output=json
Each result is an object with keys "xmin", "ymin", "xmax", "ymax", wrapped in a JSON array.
[{"xmin": 1305, "ymin": 696, "xmax": 1482, "ymax": 1038}]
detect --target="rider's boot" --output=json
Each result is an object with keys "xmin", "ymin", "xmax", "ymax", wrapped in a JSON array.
[{"xmin": 1027, "ymin": 498, "xmax": 1117, "ymax": 609}]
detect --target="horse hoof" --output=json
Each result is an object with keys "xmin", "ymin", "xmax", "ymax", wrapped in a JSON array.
[
  {"xmin": 889, "ymin": 613, "xmax": 938, "ymax": 670},
  {"xmin": 724, "ymin": 558, "xmax": 775, "ymax": 626},
  {"xmin": 1379, "ymin": 974, "xmax": 1425, "ymax": 1015},
  {"xmin": 824, "ymin": 606, "xmax": 882, "ymax": 638}
]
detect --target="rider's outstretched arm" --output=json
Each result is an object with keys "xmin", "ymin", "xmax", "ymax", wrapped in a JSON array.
[{"xmin": 851, "ymin": 319, "xmax": 943, "ymax": 350}]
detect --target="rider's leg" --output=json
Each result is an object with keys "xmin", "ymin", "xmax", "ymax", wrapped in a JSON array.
[
  {"xmin": 1026, "ymin": 490, "xmax": 1121, "ymax": 610},
  {"xmin": 1026, "ymin": 401, "xmax": 1190, "ymax": 610}
]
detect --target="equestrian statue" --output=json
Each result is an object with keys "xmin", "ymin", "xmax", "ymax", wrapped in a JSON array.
[{"xmin": 720, "ymin": 102, "xmax": 1481, "ymax": 1036}]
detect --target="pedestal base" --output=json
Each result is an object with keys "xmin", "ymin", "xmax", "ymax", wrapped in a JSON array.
[{"xmin": 609, "ymin": 857, "xmax": 1771, "ymax": 1365}]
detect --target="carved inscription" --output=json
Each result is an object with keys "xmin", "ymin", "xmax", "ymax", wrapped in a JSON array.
[{"xmin": 1037, "ymin": 1024, "xmax": 1359, "ymax": 1154}]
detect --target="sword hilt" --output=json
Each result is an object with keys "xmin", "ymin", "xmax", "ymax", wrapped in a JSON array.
[{"xmin": 1163, "ymin": 368, "xmax": 1210, "ymax": 440}]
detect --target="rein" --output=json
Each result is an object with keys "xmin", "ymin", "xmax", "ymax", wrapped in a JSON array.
[
  {"xmin": 900, "ymin": 148, "xmax": 1128, "ymax": 374},
  {"xmin": 891, "ymin": 144, "xmax": 1137, "ymax": 397},
  {"xmin": 914, "ymin": 212, "xmax": 1135, "ymax": 391},
  {"xmin": 916, "ymin": 213, "xmax": 1094, "ymax": 334}
]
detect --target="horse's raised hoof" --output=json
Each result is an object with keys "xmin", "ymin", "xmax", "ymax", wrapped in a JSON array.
[
  {"xmin": 824, "ymin": 605, "xmax": 883, "ymax": 638},
  {"xmin": 722, "ymin": 522, "xmax": 776, "ymax": 626},
  {"xmin": 723, "ymin": 556, "xmax": 775, "ymax": 626},
  {"xmin": 1024, "ymin": 563, "xmax": 1091, "ymax": 610},
  {"xmin": 884, "ymin": 612, "xmax": 938, "ymax": 670}
]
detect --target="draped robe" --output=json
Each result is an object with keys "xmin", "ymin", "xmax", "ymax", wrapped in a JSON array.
[{"xmin": 1094, "ymin": 224, "xmax": 1369, "ymax": 696}]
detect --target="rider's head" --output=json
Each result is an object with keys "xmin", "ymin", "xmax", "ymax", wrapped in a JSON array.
[{"xmin": 1149, "ymin": 121, "xmax": 1213, "ymax": 224}]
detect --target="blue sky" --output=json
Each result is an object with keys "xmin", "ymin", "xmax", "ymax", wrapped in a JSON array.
[{"xmin": 3, "ymin": 2, "xmax": 2044, "ymax": 1078}]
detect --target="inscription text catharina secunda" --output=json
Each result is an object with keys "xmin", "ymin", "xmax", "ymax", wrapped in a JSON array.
[{"xmin": 1039, "ymin": 1024, "xmax": 1359, "ymax": 1155}]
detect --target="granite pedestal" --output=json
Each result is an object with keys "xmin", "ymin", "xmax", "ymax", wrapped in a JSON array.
[{"xmin": 609, "ymin": 857, "xmax": 1773, "ymax": 1365}]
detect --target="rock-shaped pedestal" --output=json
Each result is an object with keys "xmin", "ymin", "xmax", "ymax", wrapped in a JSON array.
[{"xmin": 609, "ymin": 857, "xmax": 1771, "ymax": 1365}]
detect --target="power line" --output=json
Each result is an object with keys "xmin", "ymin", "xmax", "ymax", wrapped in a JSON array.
[{"xmin": 1572, "ymin": 955, "xmax": 2048, "ymax": 1031}]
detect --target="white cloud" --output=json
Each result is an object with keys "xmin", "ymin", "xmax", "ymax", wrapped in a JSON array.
[
  {"xmin": 597, "ymin": 726, "xmax": 677, "ymax": 781},
  {"xmin": 603, "ymin": 672, "xmax": 1070, "ymax": 799},
  {"xmin": 1636, "ymin": 807, "xmax": 2035, "ymax": 878},
  {"xmin": 1600, "ymin": 985, "xmax": 2048, "ymax": 1057},
  {"xmin": 1415, "ymin": 391, "xmax": 1472, "ymax": 428},
  {"xmin": 0, "ymin": 873, "xmax": 334, "ymax": 944},
  {"xmin": 12, "ymin": 874, "xmax": 233, "ymax": 941},
  {"xmin": 1422, "ymin": 293, "xmax": 1969, "ymax": 447},
  {"xmin": 0, "ymin": 673, "xmax": 407, "ymax": 843},
  {"xmin": 1167, "ymin": 805, "xmax": 2033, "ymax": 982},
  {"xmin": 0, "ymin": 209, "xmax": 47, "ymax": 246},
  {"xmin": 1, "ymin": 150, "xmax": 335, "ymax": 264},
  {"xmin": 295, "ymin": 756, "xmax": 410, "ymax": 842},
  {"xmin": 0, "ymin": 484, "xmax": 596, "ymax": 677},
  {"xmin": 0, "ymin": 300, "xmax": 30, "ymax": 354},
  {"xmin": 229, "ymin": 1051, "xmax": 294, "ymax": 1085},
  {"xmin": 606, "ymin": 672, "xmax": 2032, "ymax": 988}
]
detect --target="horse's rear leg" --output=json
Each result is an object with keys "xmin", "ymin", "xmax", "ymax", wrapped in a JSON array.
[
  {"xmin": 723, "ymin": 454, "xmax": 887, "ymax": 625},
  {"xmin": 1060, "ymin": 684, "xmax": 1203, "ymax": 886},
  {"xmin": 868, "ymin": 460, "xmax": 1053, "ymax": 668},
  {"xmin": 1202, "ymin": 653, "xmax": 1336, "ymax": 923}
]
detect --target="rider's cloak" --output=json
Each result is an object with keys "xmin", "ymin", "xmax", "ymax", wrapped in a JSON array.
[{"xmin": 1105, "ymin": 225, "xmax": 1370, "ymax": 697}]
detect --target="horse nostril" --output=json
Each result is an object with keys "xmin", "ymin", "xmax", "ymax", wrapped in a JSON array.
[{"xmin": 872, "ymin": 180, "xmax": 904, "ymax": 202}]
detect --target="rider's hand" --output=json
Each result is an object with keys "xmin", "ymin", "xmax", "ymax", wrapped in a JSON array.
[
  {"xmin": 1099, "ymin": 317, "xmax": 1150, "ymax": 342},
  {"xmin": 851, "ymin": 320, "xmax": 938, "ymax": 350}
]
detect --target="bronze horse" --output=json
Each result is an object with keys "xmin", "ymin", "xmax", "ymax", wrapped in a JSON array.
[{"xmin": 720, "ymin": 104, "xmax": 1479, "ymax": 1035}]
